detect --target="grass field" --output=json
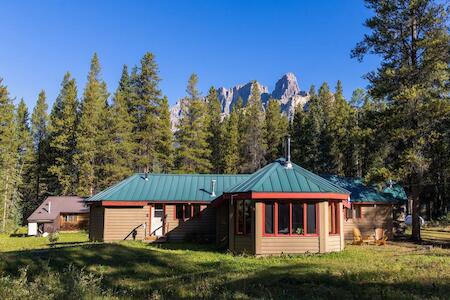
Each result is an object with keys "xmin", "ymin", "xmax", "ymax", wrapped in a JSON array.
[{"xmin": 1, "ymin": 231, "xmax": 449, "ymax": 299}]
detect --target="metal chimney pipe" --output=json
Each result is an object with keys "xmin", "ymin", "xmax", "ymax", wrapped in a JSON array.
[
  {"xmin": 211, "ymin": 179, "xmax": 216, "ymax": 197},
  {"xmin": 48, "ymin": 201, "xmax": 51, "ymax": 214},
  {"xmin": 285, "ymin": 135, "xmax": 292, "ymax": 169}
]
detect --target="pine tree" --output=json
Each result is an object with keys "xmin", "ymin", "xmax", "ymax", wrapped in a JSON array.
[
  {"xmin": 264, "ymin": 98, "xmax": 288, "ymax": 162},
  {"xmin": 31, "ymin": 90, "xmax": 49, "ymax": 205},
  {"xmin": 175, "ymin": 74, "xmax": 212, "ymax": 173},
  {"xmin": 352, "ymin": 0, "xmax": 450, "ymax": 240},
  {"xmin": 74, "ymin": 53, "xmax": 109, "ymax": 196},
  {"xmin": 48, "ymin": 72, "xmax": 79, "ymax": 195},
  {"xmin": 156, "ymin": 96, "xmax": 174, "ymax": 172},
  {"xmin": 0, "ymin": 79, "xmax": 21, "ymax": 232},
  {"xmin": 223, "ymin": 109, "xmax": 240, "ymax": 174},
  {"xmin": 316, "ymin": 82, "xmax": 335, "ymax": 173},
  {"xmin": 206, "ymin": 86, "xmax": 224, "ymax": 173},
  {"xmin": 15, "ymin": 99, "xmax": 34, "ymax": 220},
  {"xmin": 240, "ymin": 81, "xmax": 266, "ymax": 173}
]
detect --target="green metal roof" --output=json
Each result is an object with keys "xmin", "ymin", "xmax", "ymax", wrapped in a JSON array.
[
  {"xmin": 226, "ymin": 158, "xmax": 350, "ymax": 194},
  {"xmin": 320, "ymin": 175, "xmax": 408, "ymax": 204},
  {"xmin": 87, "ymin": 173, "xmax": 250, "ymax": 202}
]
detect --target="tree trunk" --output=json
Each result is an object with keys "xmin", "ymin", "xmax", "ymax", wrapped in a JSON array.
[{"xmin": 411, "ymin": 174, "xmax": 421, "ymax": 242}]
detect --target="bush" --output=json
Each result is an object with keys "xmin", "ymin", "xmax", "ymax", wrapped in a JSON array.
[
  {"xmin": 0, "ymin": 264, "xmax": 114, "ymax": 300},
  {"xmin": 47, "ymin": 232, "xmax": 59, "ymax": 244}
]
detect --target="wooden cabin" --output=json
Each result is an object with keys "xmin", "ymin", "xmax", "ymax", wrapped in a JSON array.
[
  {"xmin": 27, "ymin": 196, "xmax": 89, "ymax": 235},
  {"xmin": 86, "ymin": 158, "xmax": 406, "ymax": 254}
]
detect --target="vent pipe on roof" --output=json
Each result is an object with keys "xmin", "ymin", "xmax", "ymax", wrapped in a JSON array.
[
  {"xmin": 285, "ymin": 135, "xmax": 292, "ymax": 169},
  {"xmin": 48, "ymin": 201, "xmax": 51, "ymax": 214},
  {"xmin": 211, "ymin": 179, "xmax": 217, "ymax": 197}
]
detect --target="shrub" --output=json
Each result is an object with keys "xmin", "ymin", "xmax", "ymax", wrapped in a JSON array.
[
  {"xmin": 47, "ymin": 232, "xmax": 59, "ymax": 244},
  {"xmin": 0, "ymin": 264, "xmax": 114, "ymax": 300}
]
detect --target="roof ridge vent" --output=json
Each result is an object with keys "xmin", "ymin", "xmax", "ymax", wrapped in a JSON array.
[{"xmin": 285, "ymin": 134, "xmax": 292, "ymax": 169}]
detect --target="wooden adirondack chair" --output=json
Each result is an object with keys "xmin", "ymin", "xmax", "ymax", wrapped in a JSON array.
[
  {"xmin": 352, "ymin": 228, "xmax": 373, "ymax": 245},
  {"xmin": 375, "ymin": 228, "xmax": 388, "ymax": 246}
]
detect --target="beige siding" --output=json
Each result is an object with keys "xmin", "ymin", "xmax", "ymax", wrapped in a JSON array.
[
  {"xmin": 327, "ymin": 235, "xmax": 342, "ymax": 252},
  {"xmin": 103, "ymin": 206, "xmax": 148, "ymax": 242},
  {"xmin": 260, "ymin": 236, "xmax": 320, "ymax": 254},
  {"xmin": 343, "ymin": 205, "xmax": 393, "ymax": 240},
  {"xmin": 89, "ymin": 205, "xmax": 104, "ymax": 241},
  {"xmin": 165, "ymin": 204, "xmax": 215, "ymax": 242}
]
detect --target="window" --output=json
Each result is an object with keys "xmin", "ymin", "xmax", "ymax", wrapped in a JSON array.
[
  {"xmin": 63, "ymin": 214, "xmax": 77, "ymax": 222},
  {"xmin": 184, "ymin": 204, "xmax": 192, "ymax": 219},
  {"xmin": 193, "ymin": 204, "xmax": 201, "ymax": 218},
  {"xmin": 292, "ymin": 203, "xmax": 304, "ymax": 234},
  {"xmin": 345, "ymin": 207, "xmax": 352, "ymax": 219},
  {"xmin": 263, "ymin": 201, "xmax": 318, "ymax": 236},
  {"xmin": 264, "ymin": 203, "xmax": 274, "ymax": 234},
  {"xmin": 328, "ymin": 202, "xmax": 339, "ymax": 234},
  {"xmin": 307, "ymin": 204, "xmax": 317, "ymax": 234},
  {"xmin": 278, "ymin": 202, "xmax": 290, "ymax": 234},
  {"xmin": 235, "ymin": 200, "xmax": 252, "ymax": 235},
  {"xmin": 175, "ymin": 205, "xmax": 184, "ymax": 219},
  {"xmin": 354, "ymin": 206, "xmax": 361, "ymax": 219}
]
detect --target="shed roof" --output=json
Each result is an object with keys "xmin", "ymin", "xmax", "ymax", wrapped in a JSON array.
[
  {"xmin": 87, "ymin": 173, "xmax": 250, "ymax": 202},
  {"xmin": 27, "ymin": 196, "xmax": 88, "ymax": 222},
  {"xmin": 226, "ymin": 158, "xmax": 350, "ymax": 195},
  {"xmin": 320, "ymin": 175, "xmax": 408, "ymax": 204}
]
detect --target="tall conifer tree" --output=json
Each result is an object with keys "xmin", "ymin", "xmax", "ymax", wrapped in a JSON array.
[
  {"xmin": 206, "ymin": 86, "xmax": 224, "ymax": 173},
  {"xmin": 75, "ymin": 53, "xmax": 109, "ymax": 196},
  {"xmin": 264, "ymin": 98, "xmax": 288, "ymax": 162},
  {"xmin": 48, "ymin": 72, "xmax": 79, "ymax": 195},
  {"xmin": 240, "ymin": 81, "xmax": 266, "ymax": 173},
  {"xmin": 31, "ymin": 90, "xmax": 49, "ymax": 204},
  {"xmin": 176, "ymin": 74, "xmax": 212, "ymax": 173}
]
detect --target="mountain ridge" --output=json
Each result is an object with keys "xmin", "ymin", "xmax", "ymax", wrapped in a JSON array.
[{"xmin": 170, "ymin": 73, "xmax": 310, "ymax": 131}]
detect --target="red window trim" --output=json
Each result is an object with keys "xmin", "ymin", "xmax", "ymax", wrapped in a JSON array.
[
  {"xmin": 262, "ymin": 201, "xmax": 319, "ymax": 237},
  {"xmin": 329, "ymin": 201, "xmax": 340, "ymax": 235},
  {"xmin": 235, "ymin": 199, "xmax": 251, "ymax": 236},
  {"xmin": 174, "ymin": 204, "xmax": 202, "ymax": 220}
]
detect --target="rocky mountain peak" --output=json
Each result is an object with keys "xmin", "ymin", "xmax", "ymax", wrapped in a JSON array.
[
  {"xmin": 272, "ymin": 72, "xmax": 300, "ymax": 100},
  {"xmin": 170, "ymin": 73, "xmax": 310, "ymax": 131}
]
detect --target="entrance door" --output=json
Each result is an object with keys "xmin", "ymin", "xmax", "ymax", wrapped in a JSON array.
[{"xmin": 151, "ymin": 204, "xmax": 164, "ymax": 237}]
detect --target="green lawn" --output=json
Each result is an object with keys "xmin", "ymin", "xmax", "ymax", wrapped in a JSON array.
[{"xmin": 1, "ymin": 232, "xmax": 449, "ymax": 299}]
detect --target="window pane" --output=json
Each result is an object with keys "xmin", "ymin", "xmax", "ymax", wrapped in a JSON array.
[
  {"xmin": 355, "ymin": 206, "xmax": 361, "ymax": 218},
  {"xmin": 264, "ymin": 203, "xmax": 274, "ymax": 234},
  {"xmin": 193, "ymin": 204, "xmax": 201, "ymax": 217},
  {"xmin": 278, "ymin": 202, "xmax": 290, "ymax": 234},
  {"xmin": 236, "ymin": 200, "xmax": 244, "ymax": 234},
  {"xmin": 184, "ymin": 205, "xmax": 192, "ymax": 219},
  {"xmin": 292, "ymin": 203, "xmax": 304, "ymax": 234},
  {"xmin": 176, "ymin": 205, "xmax": 183, "ymax": 219},
  {"xmin": 244, "ymin": 200, "xmax": 252, "ymax": 234},
  {"xmin": 307, "ymin": 204, "xmax": 316, "ymax": 234},
  {"xmin": 346, "ymin": 207, "xmax": 352, "ymax": 219}
]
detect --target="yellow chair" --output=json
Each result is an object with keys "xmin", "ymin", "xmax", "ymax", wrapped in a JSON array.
[{"xmin": 352, "ymin": 228, "xmax": 373, "ymax": 245}]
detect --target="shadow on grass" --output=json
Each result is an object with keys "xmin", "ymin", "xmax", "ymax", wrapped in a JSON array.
[{"xmin": 0, "ymin": 243, "xmax": 449, "ymax": 299}]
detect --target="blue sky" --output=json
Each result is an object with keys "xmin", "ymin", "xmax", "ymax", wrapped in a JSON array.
[{"xmin": 0, "ymin": 0, "xmax": 378, "ymax": 110}]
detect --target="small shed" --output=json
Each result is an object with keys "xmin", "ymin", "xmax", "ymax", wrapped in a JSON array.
[{"xmin": 27, "ymin": 196, "xmax": 89, "ymax": 235}]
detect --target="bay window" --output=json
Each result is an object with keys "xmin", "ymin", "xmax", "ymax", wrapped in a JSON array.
[
  {"xmin": 263, "ymin": 201, "xmax": 318, "ymax": 236},
  {"xmin": 236, "ymin": 200, "xmax": 252, "ymax": 235},
  {"xmin": 328, "ymin": 202, "xmax": 340, "ymax": 234}
]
